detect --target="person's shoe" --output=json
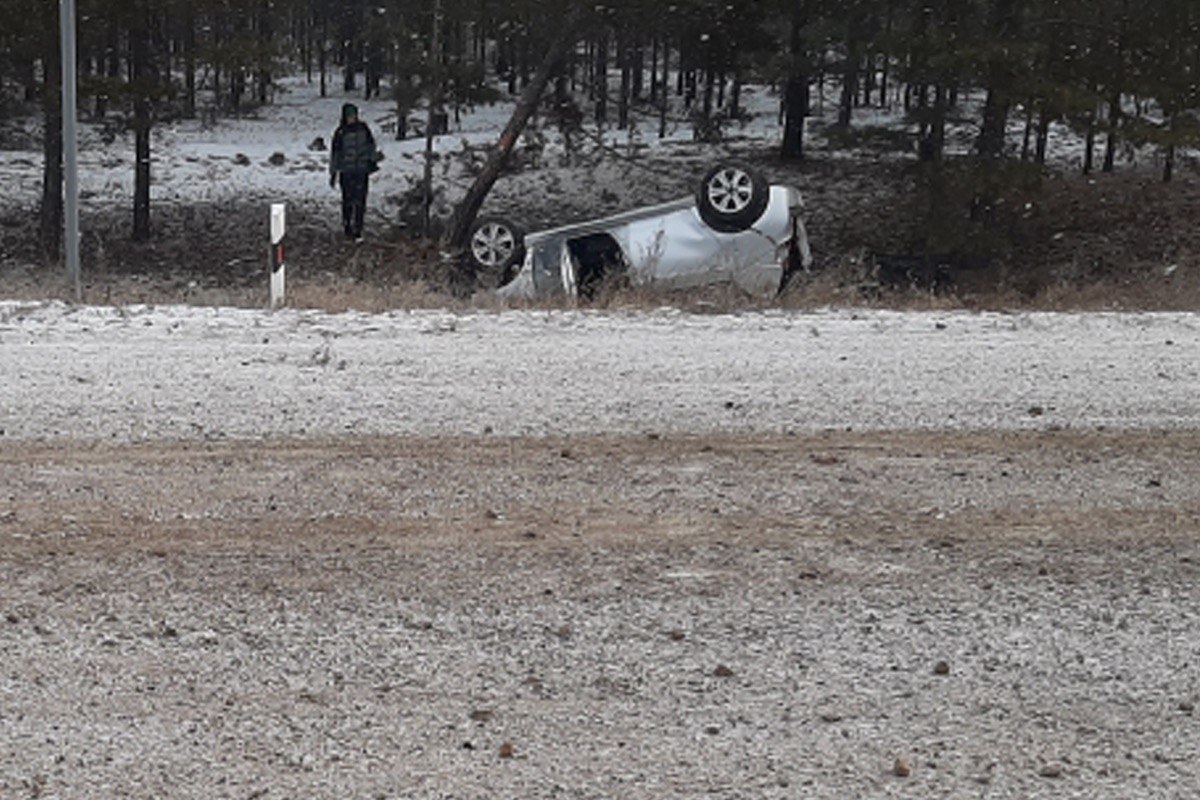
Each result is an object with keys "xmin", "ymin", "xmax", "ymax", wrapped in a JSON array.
[{"xmin": 354, "ymin": 235, "xmax": 365, "ymax": 244}]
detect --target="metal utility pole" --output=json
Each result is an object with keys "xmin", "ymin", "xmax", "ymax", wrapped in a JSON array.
[{"xmin": 61, "ymin": 0, "xmax": 81, "ymax": 300}]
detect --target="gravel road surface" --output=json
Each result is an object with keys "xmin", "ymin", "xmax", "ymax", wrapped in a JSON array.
[
  {"xmin": 2, "ymin": 303, "xmax": 1198, "ymax": 798},
  {"xmin": 1, "ymin": 302, "xmax": 1198, "ymax": 440}
]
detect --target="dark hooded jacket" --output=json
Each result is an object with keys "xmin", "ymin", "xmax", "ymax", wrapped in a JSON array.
[{"xmin": 331, "ymin": 107, "xmax": 377, "ymax": 176}]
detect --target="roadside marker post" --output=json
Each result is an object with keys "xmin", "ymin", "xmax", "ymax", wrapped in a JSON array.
[{"xmin": 270, "ymin": 203, "xmax": 286, "ymax": 308}]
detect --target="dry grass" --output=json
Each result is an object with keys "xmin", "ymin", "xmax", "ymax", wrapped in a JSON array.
[
  {"xmin": 5, "ymin": 161, "xmax": 1200, "ymax": 314},
  {"xmin": 7, "ymin": 255, "xmax": 1200, "ymax": 315}
]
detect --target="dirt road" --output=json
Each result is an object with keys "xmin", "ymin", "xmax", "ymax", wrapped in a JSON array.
[{"xmin": 3, "ymin": 430, "xmax": 1199, "ymax": 798}]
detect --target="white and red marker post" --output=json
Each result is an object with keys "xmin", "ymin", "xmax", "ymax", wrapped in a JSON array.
[{"xmin": 269, "ymin": 203, "xmax": 286, "ymax": 308}]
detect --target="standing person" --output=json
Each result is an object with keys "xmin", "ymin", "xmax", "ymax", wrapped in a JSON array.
[{"xmin": 329, "ymin": 102, "xmax": 378, "ymax": 241}]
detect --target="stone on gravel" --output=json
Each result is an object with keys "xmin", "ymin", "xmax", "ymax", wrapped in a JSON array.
[
  {"xmin": 1039, "ymin": 764, "xmax": 1064, "ymax": 778},
  {"xmin": 713, "ymin": 664, "xmax": 735, "ymax": 678},
  {"xmin": 933, "ymin": 660, "xmax": 951, "ymax": 675},
  {"xmin": 893, "ymin": 758, "xmax": 912, "ymax": 777},
  {"xmin": 498, "ymin": 742, "xmax": 515, "ymax": 759}
]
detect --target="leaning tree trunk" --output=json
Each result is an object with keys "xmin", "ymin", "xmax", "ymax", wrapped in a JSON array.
[{"xmin": 445, "ymin": 6, "xmax": 585, "ymax": 251}]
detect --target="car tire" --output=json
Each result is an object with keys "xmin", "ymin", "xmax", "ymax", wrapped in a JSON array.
[
  {"xmin": 695, "ymin": 163, "xmax": 770, "ymax": 233},
  {"xmin": 467, "ymin": 216, "xmax": 525, "ymax": 286}
]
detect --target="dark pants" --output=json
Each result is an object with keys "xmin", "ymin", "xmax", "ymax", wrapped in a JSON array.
[{"xmin": 339, "ymin": 172, "xmax": 369, "ymax": 236}]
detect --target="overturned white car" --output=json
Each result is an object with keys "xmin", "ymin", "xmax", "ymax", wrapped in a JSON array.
[{"xmin": 467, "ymin": 163, "xmax": 813, "ymax": 299}]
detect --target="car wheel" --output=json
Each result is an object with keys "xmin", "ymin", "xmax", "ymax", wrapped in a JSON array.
[
  {"xmin": 695, "ymin": 163, "xmax": 770, "ymax": 233},
  {"xmin": 468, "ymin": 216, "xmax": 525, "ymax": 286}
]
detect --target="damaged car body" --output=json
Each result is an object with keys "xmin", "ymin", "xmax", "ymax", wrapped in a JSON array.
[{"xmin": 467, "ymin": 163, "xmax": 813, "ymax": 300}]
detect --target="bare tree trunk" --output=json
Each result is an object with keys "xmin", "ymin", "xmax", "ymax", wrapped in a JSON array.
[
  {"xmin": 632, "ymin": 39, "xmax": 644, "ymax": 100},
  {"xmin": 837, "ymin": 43, "xmax": 859, "ymax": 128},
  {"xmin": 1103, "ymin": 92, "xmax": 1120, "ymax": 173},
  {"xmin": 880, "ymin": 0, "xmax": 894, "ymax": 107},
  {"xmin": 976, "ymin": 0, "xmax": 1019, "ymax": 158},
  {"xmin": 183, "ymin": 5, "xmax": 196, "ymax": 118},
  {"xmin": 1035, "ymin": 106, "xmax": 1050, "ymax": 164},
  {"xmin": 781, "ymin": 4, "xmax": 809, "ymax": 160},
  {"xmin": 446, "ymin": 6, "xmax": 584, "ymax": 251},
  {"xmin": 212, "ymin": 11, "xmax": 223, "ymax": 109},
  {"xmin": 96, "ymin": 19, "xmax": 120, "ymax": 119},
  {"xmin": 924, "ymin": 84, "xmax": 947, "ymax": 164},
  {"xmin": 421, "ymin": 0, "xmax": 443, "ymax": 235},
  {"xmin": 978, "ymin": 86, "xmax": 1009, "ymax": 158},
  {"xmin": 618, "ymin": 35, "xmax": 629, "ymax": 130},
  {"xmin": 319, "ymin": 12, "xmax": 328, "ymax": 97},
  {"xmin": 303, "ymin": 1, "xmax": 312, "ymax": 82},
  {"xmin": 131, "ymin": 6, "xmax": 152, "ymax": 242},
  {"xmin": 257, "ymin": 1, "xmax": 271, "ymax": 105},
  {"xmin": 1020, "ymin": 102, "xmax": 1034, "ymax": 161},
  {"xmin": 341, "ymin": 4, "xmax": 357, "ymax": 93},
  {"xmin": 1082, "ymin": 111, "xmax": 1095, "ymax": 175},
  {"xmin": 861, "ymin": 52, "xmax": 874, "ymax": 107},
  {"xmin": 649, "ymin": 36, "xmax": 659, "ymax": 103},
  {"xmin": 21, "ymin": 57, "xmax": 37, "ymax": 102},
  {"xmin": 40, "ymin": 28, "xmax": 63, "ymax": 261},
  {"xmin": 659, "ymin": 36, "xmax": 669, "ymax": 139},
  {"xmin": 594, "ymin": 33, "xmax": 608, "ymax": 128}
]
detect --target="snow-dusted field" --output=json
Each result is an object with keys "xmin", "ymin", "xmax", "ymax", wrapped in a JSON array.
[{"xmin": 1, "ymin": 301, "xmax": 1198, "ymax": 441}]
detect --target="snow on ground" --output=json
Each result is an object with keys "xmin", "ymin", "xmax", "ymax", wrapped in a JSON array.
[
  {"xmin": 1, "ymin": 301, "xmax": 1197, "ymax": 442},
  {"xmin": 0, "ymin": 73, "xmax": 1114, "ymax": 227},
  {"xmin": 0, "ymin": 74, "xmax": 744, "ymax": 219}
]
